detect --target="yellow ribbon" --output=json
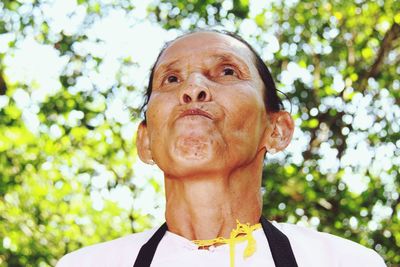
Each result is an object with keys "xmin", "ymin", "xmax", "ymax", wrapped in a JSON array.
[{"xmin": 192, "ymin": 220, "xmax": 261, "ymax": 267}]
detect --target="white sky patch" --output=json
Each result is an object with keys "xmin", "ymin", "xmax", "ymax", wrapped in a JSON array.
[
  {"xmin": 49, "ymin": 124, "xmax": 63, "ymax": 139},
  {"xmin": 75, "ymin": 13, "xmax": 171, "ymax": 92},
  {"xmin": 12, "ymin": 88, "xmax": 30, "ymax": 109},
  {"xmin": 74, "ymin": 76, "xmax": 94, "ymax": 93},
  {"xmin": 132, "ymin": 186, "xmax": 157, "ymax": 211},
  {"xmin": 22, "ymin": 110, "xmax": 40, "ymax": 134},
  {"xmin": 3, "ymin": 237, "xmax": 11, "ymax": 249},
  {"xmin": 125, "ymin": 86, "xmax": 146, "ymax": 110},
  {"xmin": 0, "ymin": 95, "xmax": 10, "ymax": 110},
  {"xmin": 109, "ymin": 185, "xmax": 134, "ymax": 210},
  {"xmin": 318, "ymin": 142, "xmax": 339, "ymax": 174},
  {"xmin": 369, "ymin": 143, "xmax": 396, "ymax": 176},
  {"xmin": 86, "ymin": 9, "xmax": 133, "ymax": 51},
  {"xmin": 332, "ymin": 73, "xmax": 345, "ymax": 92},
  {"xmin": 248, "ymin": 0, "xmax": 264, "ymax": 17},
  {"xmin": 249, "ymin": 0, "xmax": 276, "ymax": 17},
  {"xmin": 131, "ymin": 159, "xmax": 164, "ymax": 190},
  {"xmin": 4, "ymin": 37, "xmax": 69, "ymax": 98},
  {"xmin": 284, "ymin": 127, "xmax": 310, "ymax": 165},
  {"xmin": 98, "ymin": 56, "xmax": 121, "ymax": 86},
  {"xmin": 341, "ymin": 140, "xmax": 373, "ymax": 169},
  {"xmin": 130, "ymin": 0, "xmax": 152, "ymax": 20},
  {"xmin": 341, "ymin": 169, "xmax": 369, "ymax": 195},
  {"xmin": 41, "ymin": 0, "xmax": 86, "ymax": 36},
  {"xmin": 11, "ymin": 88, "xmax": 41, "ymax": 134},
  {"xmin": 86, "ymin": 11, "xmax": 169, "ymax": 66},
  {"xmin": 91, "ymin": 172, "xmax": 110, "ymax": 189},
  {"xmin": 321, "ymin": 96, "xmax": 345, "ymax": 111},
  {"xmin": 352, "ymin": 110, "xmax": 374, "ymax": 130},
  {"xmin": 261, "ymin": 33, "xmax": 280, "ymax": 61},
  {"xmin": 368, "ymin": 220, "xmax": 379, "ymax": 231},
  {"xmin": 372, "ymin": 201, "xmax": 393, "ymax": 223},
  {"xmin": 126, "ymin": 21, "xmax": 175, "ymax": 70},
  {"xmin": 222, "ymin": 0, "xmax": 233, "ymax": 11},
  {"xmin": 66, "ymin": 109, "xmax": 84, "ymax": 127},
  {"xmin": 85, "ymin": 65, "xmax": 117, "ymax": 94},
  {"xmin": 120, "ymin": 121, "xmax": 139, "ymax": 142},
  {"xmin": 131, "ymin": 158, "xmax": 166, "ymax": 223},
  {"xmin": 0, "ymin": 32, "xmax": 15, "ymax": 53},
  {"xmin": 239, "ymin": 19, "xmax": 259, "ymax": 37},
  {"xmin": 280, "ymin": 61, "xmax": 313, "ymax": 86},
  {"xmin": 349, "ymin": 216, "xmax": 358, "ymax": 229},
  {"xmin": 90, "ymin": 190, "xmax": 104, "ymax": 211},
  {"xmin": 105, "ymin": 95, "xmax": 131, "ymax": 124},
  {"xmin": 262, "ymin": 33, "xmax": 280, "ymax": 52}
]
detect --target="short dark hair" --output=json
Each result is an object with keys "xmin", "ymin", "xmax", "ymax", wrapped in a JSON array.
[{"xmin": 140, "ymin": 29, "xmax": 284, "ymax": 123}]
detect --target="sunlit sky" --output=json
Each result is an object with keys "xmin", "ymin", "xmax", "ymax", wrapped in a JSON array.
[{"xmin": 1, "ymin": 0, "xmax": 399, "ymax": 227}]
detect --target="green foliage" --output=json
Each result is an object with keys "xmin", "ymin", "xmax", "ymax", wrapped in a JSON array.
[{"xmin": 0, "ymin": 0, "xmax": 399, "ymax": 266}]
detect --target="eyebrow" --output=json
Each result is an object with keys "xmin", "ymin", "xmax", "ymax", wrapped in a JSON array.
[
  {"xmin": 155, "ymin": 59, "xmax": 180, "ymax": 76},
  {"xmin": 212, "ymin": 53, "xmax": 248, "ymax": 66},
  {"xmin": 154, "ymin": 51, "xmax": 251, "ymax": 75}
]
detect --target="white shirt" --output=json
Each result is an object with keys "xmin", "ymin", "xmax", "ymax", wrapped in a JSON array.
[{"xmin": 56, "ymin": 221, "xmax": 386, "ymax": 267}]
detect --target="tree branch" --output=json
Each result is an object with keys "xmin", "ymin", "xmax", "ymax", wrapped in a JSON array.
[
  {"xmin": 358, "ymin": 22, "xmax": 400, "ymax": 92},
  {"xmin": 0, "ymin": 69, "xmax": 6, "ymax": 95}
]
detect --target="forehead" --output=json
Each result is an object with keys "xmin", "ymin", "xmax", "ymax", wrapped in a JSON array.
[{"xmin": 156, "ymin": 32, "xmax": 255, "ymax": 69}]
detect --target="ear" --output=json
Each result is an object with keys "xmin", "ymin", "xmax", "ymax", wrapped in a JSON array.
[
  {"xmin": 136, "ymin": 121, "xmax": 154, "ymax": 164},
  {"xmin": 262, "ymin": 111, "xmax": 294, "ymax": 154}
]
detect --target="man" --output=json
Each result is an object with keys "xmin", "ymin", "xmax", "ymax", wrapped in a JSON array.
[{"xmin": 57, "ymin": 30, "xmax": 385, "ymax": 267}]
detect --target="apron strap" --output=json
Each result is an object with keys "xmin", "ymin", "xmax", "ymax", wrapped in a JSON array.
[
  {"xmin": 133, "ymin": 217, "xmax": 298, "ymax": 267},
  {"xmin": 260, "ymin": 216, "xmax": 298, "ymax": 267},
  {"xmin": 133, "ymin": 223, "xmax": 168, "ymax": 267}
]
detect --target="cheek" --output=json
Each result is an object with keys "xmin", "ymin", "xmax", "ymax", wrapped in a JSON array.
[
  {"xmin": 218, "ymin": 86, "xmax": 267, "ymax": 159},
  {"xmin": 222, "ymin": 88, "xmax": 265, "ymax": 132},
  {"xmin": 146, "ymin": 92, "xmax": 174, "ymax": 127},
  {"xmin": 146, "ymin": 92, "xmax": 177, "ymax": 147}
]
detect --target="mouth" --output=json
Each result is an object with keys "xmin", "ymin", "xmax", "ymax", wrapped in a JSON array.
[{"xmin": 179, "ymin": 108, "xmax": 213, "ymax": 120}]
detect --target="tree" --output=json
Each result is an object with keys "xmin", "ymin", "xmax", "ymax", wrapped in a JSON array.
[{"xmin": 0, "ymin": 0, "xmax": 399, "ymax": 266}]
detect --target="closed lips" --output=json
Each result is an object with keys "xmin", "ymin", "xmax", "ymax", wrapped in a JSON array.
[{"xmin": 180, "ymin": 109, "xmax": 212, "ymax": 119}]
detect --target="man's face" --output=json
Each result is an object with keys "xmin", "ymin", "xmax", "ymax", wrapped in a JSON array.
[{"xmin": 143, "ymin": 32, "xmax": 269, "ymax": 177}]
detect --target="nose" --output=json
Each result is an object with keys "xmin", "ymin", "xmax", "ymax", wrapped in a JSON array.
[{"xmin": 179, "ymin": 73, "xmax": 211, "ymax": 104}]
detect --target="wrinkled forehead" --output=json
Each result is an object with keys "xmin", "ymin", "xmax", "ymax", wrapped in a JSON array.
[{"xmin": 155, "ymin": 31, "xmax": 256, "ymax": 70}]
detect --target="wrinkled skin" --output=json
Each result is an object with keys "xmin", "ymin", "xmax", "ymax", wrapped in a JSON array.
[
  {"xmin": 137, "ymin": 31, "xmax": 294, "ymax": 240},
  {"xmin": 142, "ymin": 32, "xmax": 268, "ymax": 178}
]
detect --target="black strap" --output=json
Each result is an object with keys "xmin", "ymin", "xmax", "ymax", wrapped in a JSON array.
[
  {"xmin": 260, "ymin": 216, "xmax": 298, "ymax": 267},
  {"xmin": 133, "ymin": 222, "xmax": 167, "ymax": 267},
  {"xmin": 133, "ymin": 217, "xmax": 298, "ymax": 267}
]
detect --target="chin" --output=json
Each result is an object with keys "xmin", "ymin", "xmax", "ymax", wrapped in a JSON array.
[
  {"xmin": 173, "ymin": 135, "xmax": 213, "ymax": 158},
  {"xmin": 162, "ymin": 134, "xmax": 224, "ymax": 176},
  {"xmin": 174, "ymin": 148, "xmax": 214, "ymax": 165},
  {"xmin": 168, "ymin": 149, "xmax": 220, "ymax": 177}
]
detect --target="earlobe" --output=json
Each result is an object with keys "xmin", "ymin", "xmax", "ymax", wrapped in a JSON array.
[
  {"xmin": 136, "ymin": 121, "xmax": 154, "ymax": 164},
  {"xmin": 263, "ymin": 111, "xmax": 294, "ymax": 154}
]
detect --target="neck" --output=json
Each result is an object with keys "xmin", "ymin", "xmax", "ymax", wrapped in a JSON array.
[{"xmin": 164, "ymin": 150, "xmax": 265, "ymax": 240}]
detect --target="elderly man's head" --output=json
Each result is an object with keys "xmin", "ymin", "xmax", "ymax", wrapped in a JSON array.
[
  {"xmin": 137, "ymin": 30, "xmax": 293, "ymax": 177},
  {"xmin": 141, "ymin": 30, "xmax": 283, "ymax": 122}
]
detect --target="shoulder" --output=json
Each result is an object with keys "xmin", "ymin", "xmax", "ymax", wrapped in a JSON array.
[
  {"xmin": 272, "ymin": 221, "xmax": 386, "ymax": 267},
  {"xmin": 56, "ymin": 227, "xmax": 158, "ymax": 267}
]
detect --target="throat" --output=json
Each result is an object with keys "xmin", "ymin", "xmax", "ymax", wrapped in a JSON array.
[{"xmin": 164, "ymin": 174, "xmax": 262, "ymax": 241}]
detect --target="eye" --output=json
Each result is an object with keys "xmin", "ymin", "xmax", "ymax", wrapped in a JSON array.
[
  {"xmin": 221, "ymin": 66, "xmax": 237, "ymax": 76},
  {"xmin": 162, "ymin": 74, "xmax": 180, "ymax": 85},
  {"xmin": 167, "ymin": 75, "xmax": 179, "ymax": 83}
]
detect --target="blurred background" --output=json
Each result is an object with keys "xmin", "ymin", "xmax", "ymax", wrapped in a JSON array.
[{"xmin": 0, "ymin": 0, "xmax": 399, "ymax": 266}]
